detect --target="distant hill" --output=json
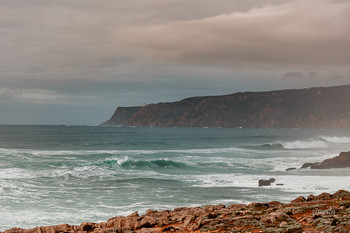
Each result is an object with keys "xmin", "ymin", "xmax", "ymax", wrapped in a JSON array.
[{"xmin": 102, "ymin": 85, "xmax": 350, "ymax": 128}]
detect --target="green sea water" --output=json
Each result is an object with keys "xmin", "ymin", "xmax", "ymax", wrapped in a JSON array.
[{"xmin": 1, "ymin": 125, "xmax": 350, "ymax": 230}]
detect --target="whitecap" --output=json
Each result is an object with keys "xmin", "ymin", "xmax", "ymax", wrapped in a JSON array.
[
  {"xmin": 281, "ymin": 140, "xmax": 327, "ymax": 149},
  {"xmin": 320, "ymin": 136, "xmax": 350, "ymax": 143}
]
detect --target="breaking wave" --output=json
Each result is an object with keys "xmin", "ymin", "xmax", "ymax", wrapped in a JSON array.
[
  {"xmin": 96, "ymin": 157, "xmax": 192, "ymax": 170},
  {"xmin": 249, "ymin": 140, "xmax": 327, "ymax": 150},
  {"xmin": 281, "ymin": 140, "xmax": 327, "ymax": 149},
  {"xmin": 319, "ymin": 136, "xmax": 350, "ymax": 143}
]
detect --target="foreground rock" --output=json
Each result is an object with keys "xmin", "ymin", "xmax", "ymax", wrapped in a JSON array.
[
  {"xmin": 301, "ymin": 151, "xmax": 350, "ymax": 169},
  {"xmin": 3, "ymin": 190, "xmax": 350, "ymax": 233}
]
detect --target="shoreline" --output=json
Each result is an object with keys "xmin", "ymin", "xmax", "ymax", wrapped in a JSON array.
[{"xmin": 2, "ymin": 190, "xmax": 350, "ymax": 233}]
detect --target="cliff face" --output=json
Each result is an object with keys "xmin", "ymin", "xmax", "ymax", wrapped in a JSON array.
[
  {"xmin": 102, "ymin": 106, "xmax": 141, "ymax": 126},
  {"xmin": 102, "ymin": 85, "xmax": 350, "ymax": 128}
]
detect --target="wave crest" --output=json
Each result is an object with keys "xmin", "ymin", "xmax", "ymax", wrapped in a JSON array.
[
  {"xmin": 251, "ymin": 140, "xmax": 328, "ymax": 150},
  {"xmin": 98, "ymin": 157, "xmax": 191, "ymax": 170},
  {"xmin": 320, "ymin": 136, "xmax": 350, "ymax": 143},
  {"xmin": 281, "ymin": 140, "xmax": 327, "ymax": 149}
]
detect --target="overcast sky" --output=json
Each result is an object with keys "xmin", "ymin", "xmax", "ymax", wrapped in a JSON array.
[{"xmin": 1, "ymin": 0, "xmax": 349, "ymax": 125}]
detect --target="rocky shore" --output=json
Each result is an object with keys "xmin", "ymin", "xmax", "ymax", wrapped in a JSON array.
[
  {"xmin": 3, "ymin": 190, "xmax": 350, "ymax": 233},
  {"xmin": 300, "ymin": 151, "xmax": 350, "ymax": 169}
]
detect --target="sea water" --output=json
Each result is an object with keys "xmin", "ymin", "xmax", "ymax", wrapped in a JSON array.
[{"xmin": 1, "ymin": 125, "xmax": 350, "ymax": 230}]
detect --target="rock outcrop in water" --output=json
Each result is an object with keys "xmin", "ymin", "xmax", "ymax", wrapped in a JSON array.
[
  {"xmin": 301, "ymin": 151, "xmax": 350, "ymax": 169},
  {"xmin": 3, "ymin": 190, "xmax": 350, "ymax": 233},
  {"xmin": 258, "ymin": 178, "xmax": 276, "ymax": 186},
  {"xmin": 102, "ymin": 84, "xmax": 350, "ymax": 128}
]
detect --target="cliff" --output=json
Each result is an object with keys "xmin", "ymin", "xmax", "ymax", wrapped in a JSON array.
[
  {"xmin": 102, "ymin": 107, "xmax": 141, "ymax": 126},
  {"xmin": 102, "ymin": 84, "xmax": 350, "ymax": 128}
]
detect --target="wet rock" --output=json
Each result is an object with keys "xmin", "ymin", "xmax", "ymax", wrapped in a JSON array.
[
  {"xmin": 286, "ymin": 167, "xmax": 296, "ymax": 171},
  {"xmin": 259, "ymin": 178, "xmax": 276, "ymax": 186},
  {"xmin": 300, "ymin": 162, "xmax": 321, "ymax": 169}
]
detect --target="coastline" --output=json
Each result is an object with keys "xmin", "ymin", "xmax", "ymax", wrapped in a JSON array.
[{"xmin": 3, "ymin": 190, "xmax": 350, "ymax": 233}]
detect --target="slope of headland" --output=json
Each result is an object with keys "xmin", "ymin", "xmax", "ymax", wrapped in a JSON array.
[
  {"xmin": 102, "ymin": 84, "xmax": 350, "ymax": 128},
  {"xmin": 3, "ymin": 190, "xmax": 350, "ymax": 233}
]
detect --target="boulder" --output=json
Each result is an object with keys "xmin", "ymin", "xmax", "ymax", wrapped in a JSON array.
[{"xmin": 259, "ymin": 178, "xmax": 276, "ymax": 186}]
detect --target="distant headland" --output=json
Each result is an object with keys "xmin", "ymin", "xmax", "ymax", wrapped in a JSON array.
[{"xmin": 102, "ymin": 84, "xmax": 350, "ymax": 128}]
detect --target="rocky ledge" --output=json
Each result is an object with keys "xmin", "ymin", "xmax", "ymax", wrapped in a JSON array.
[
  {"xmin": 301, "ymin": 151, "xmax": 350, "ymax": 169},
  {"xmin": 3, "ymin": 190, "xmax": 350, "ymax": 233}
]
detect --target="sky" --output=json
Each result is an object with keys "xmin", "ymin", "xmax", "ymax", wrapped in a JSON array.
[{"xmin": 0, "ymin": 0, "xmax": 350, "ymax": 125}]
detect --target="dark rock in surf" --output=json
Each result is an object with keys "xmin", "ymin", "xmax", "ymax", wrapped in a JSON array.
[
  {"xmin": 286, "ymin": 167, "xmax": 296, "ymax": 171},
  {"xmin": 300, "ymin": 162, "xmax": 321, "ymax": 169},
  {"xmin": 259, "ymin": 178, "xmax": 276, "ymax": 186}
]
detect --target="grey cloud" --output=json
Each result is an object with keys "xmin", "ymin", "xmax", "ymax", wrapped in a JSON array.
[{"xmin": 117, "ymin": 0, "xmax": 350, "ymax": 68}]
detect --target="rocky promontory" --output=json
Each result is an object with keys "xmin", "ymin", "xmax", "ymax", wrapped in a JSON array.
[
  {"xmin": 3, "ymin": 190, "xmax": 350, "ymax": 233},
  {"xmin": 301, "ymin": 151, "xmax": 350, "ymax": 169},
  {"xmin": 102, "ymin": 84, "xmax": 350, "ymax": 128}
]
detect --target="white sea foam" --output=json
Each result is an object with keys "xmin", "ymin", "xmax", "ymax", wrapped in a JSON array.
[
  {"xmin": 281, "ymin": 140, "xmax": 327, "ymax": 149},
  {"xmin": 261, "ymin": 153, "xmax": 338, "ymax": 172},
  {"xmin": 191, "ymin": 173, "xmax": 350, "ymax": 196},
  {"xmin": 320, "ymin": 136, "xmax": 350, "ymax": 143},
  {"xmin": 0, "ymin": 168, "xmax": 34, "ymax": 179}
]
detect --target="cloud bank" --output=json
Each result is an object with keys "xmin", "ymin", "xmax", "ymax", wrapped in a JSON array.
[{"xmin": 118, "ymin": 0, "xmax": 350, "ymax": 68}]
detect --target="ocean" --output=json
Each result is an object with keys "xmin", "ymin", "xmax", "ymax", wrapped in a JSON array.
[{"xmin": 1, "ymin": 125, "xmax": 350, "ymax": 230}]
